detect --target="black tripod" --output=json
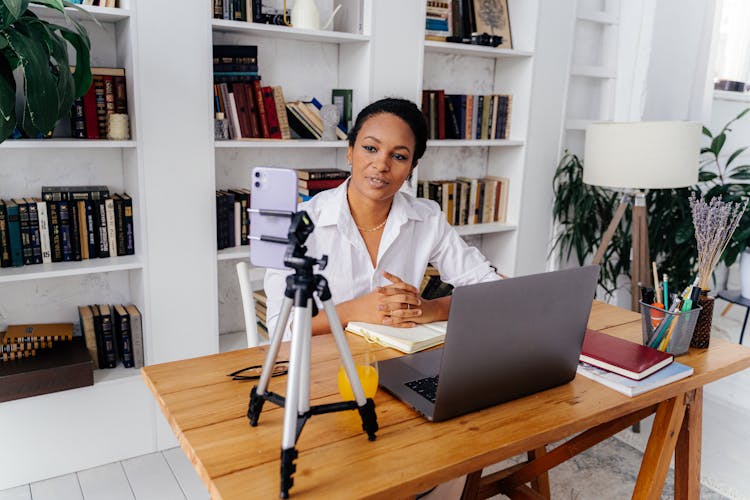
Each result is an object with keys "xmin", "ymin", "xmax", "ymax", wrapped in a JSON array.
[{"xmin": 247, "ymin": 211, "xmax": 378, "ymax": 499}]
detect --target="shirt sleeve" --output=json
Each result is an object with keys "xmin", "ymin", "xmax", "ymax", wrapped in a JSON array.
[
  {"xmin": 264, "ymin": 267, "xmax": 294, "ymax": 341},
  {"xmin": 428, "ymin": 210, "xmax": 501, "ymax": 287}
]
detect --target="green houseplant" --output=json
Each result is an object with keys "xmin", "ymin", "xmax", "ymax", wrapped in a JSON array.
[{"xmin": 0, "ymin": 0, "xmax": 92, "ymax": 143}]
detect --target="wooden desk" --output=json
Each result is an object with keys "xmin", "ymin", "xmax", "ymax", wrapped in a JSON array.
[{"xmin": 142, "ymin": 302, "xmax": 750, "ymax": 499}]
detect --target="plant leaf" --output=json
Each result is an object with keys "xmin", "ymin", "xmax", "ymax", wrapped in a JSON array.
[
  {"xmin": 28, "ymin": 0, "xmax": 64, "ymax": 13},
  {"xmin": 726, "ymin": 147, "xmax": 748, "ymax": 168},
  {"xmin": 699, "ymin": 171, "xmax": 717, "ymax": 182},
  {"xmin": 57, "ymin": 22, "xmax": 91, "ymax": 96},
  {"xmin": 1, "ymin": 0, "xmax": 27, "ymax": 19},
  {"xmin": 710, "ymin": 133, "xmax": 727, "ymax": 156},
  {"xmin": 4, "ymin": 27, "xmax": 59, "ymax": 134},
  {"xmin": 702, "ymin": 125, "xmax": 712, "ymax": 138},
  {"xmin": 0, "ymin": 53, "xmax": 17, "ymax": 142}
]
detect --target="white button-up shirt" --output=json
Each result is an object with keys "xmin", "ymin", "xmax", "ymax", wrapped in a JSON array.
[{"xmin": 264, "ymin": 180, "xmax": 500, "ymax": 339}]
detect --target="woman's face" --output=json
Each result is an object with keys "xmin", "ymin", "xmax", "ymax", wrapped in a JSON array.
[{"xmin": 347, "ymin": 112, "xmax": 417, "ymax": 205}]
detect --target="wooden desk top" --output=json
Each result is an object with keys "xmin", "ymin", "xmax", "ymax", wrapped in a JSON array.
[{"xmin": 142, "ymin": 301, "xmax": 750, "ymax": 499}]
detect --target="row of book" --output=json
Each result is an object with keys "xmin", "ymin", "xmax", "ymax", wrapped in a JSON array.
[
  {"xmin": 213, "ymin": 45, "xmax": 352, "ymax": 140},
  {"xmin": 70, "ymin": 67, "xmax": 129, "ymax": 140},
  {"xmin": 78, "ymin": 304, "xmax": 143, "ymax": 370},
  {"xmin": 213, "ymin": 0, "xmax": 257, "ymax": 22},
  {"xmin": 216, "ymin": 188, "xmax": 251, "ymax": 250},
  {"xmin": 69, "ymin": 0, "xmax": 118, "ymax": 6},
  {"xmin": 0, "ymin": 185, "xmax": 135, "ymax": 268},
  {"xmin": 417, "ymin": 176, "xmax": 509, "ymax": 226},
  {"xmin": 298, "ymin": 169, "xmax": 348, "ymax": 202},
  {"xmin": 253, "ymin": 288, "xmax": 268, "ymax": 340},
  {"xmin": 1, "ymin": 323, "xmax": 73, "ymax": 363},
  {"xmin": 422, "ymin": 90, "xmax": 512, "ymax": 140}
]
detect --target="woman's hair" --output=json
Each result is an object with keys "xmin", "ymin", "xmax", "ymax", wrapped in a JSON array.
[{"xmin": 347, "ymin": 97, "xmax": 428, "ymax": 166}]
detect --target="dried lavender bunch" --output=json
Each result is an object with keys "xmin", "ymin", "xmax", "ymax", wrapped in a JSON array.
[{"xmin": 690, "ymin": 194, "xmax": 748, "ymax": 290}]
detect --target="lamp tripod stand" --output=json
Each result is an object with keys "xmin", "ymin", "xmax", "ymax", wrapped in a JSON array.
[{"xmin": 592, "ymin": 190, "xmax": 651, "ymax": 312}]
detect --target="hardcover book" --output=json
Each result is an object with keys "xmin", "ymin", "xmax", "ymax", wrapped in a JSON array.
[
  {"xmin": 345, "ymin": 321, "xmax": 447, "ymax": 354},
  {"xmin": 125, "ymin": 304, "xmax": 144, "ymax": 369},
  {"xmin": 580, "ymin": 329, "xmax": 673, "ymax": 380},
  {"xmin": 577, "ymin": 360, "xmax": 693, "ymax": 397},
  {"xmin": 2, "ymin": 323, "xmax": 74, "ymax": 344},
  {"xmin": 78, "ymin": 305, "xmax": 99, "ymax": 369}
]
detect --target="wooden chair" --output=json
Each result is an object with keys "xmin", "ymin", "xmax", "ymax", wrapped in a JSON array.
[{"xmin": 236, "ymin": 261, "xmax": 262, "ymax": 348}]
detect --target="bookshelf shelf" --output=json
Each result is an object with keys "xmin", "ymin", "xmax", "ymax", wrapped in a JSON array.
[
  {"xmin": 215, "ymin": 139, "xmax": 347, "ymax": 149},
  {"xmin": 29, "ymin": 4, "xmax": 132, "ymax": 23},
  {"xmin": 217, "ymin": 246, "xmax": 250, "ymax": 261},
  {"xmin": 93, "ymin": 364, "xmax": 142, "ymax": 385},
  {"xmin": 0, "ymin": 139, "xmax": 137, "ymax": 149},
  {"xmin": 423, "ymin": 40, "xmax": 533, "ymax": 59},
  {"xmin": 570, "ymin": 65, "xmax": 616, "ymax": 79},
  {"xmin": 0, "ymin": 255, "xmax": 143, "ymax": 284},
  {"xmin": 576, "ymin": 10, "xmax": 619, "ymax": 25},
  {"xmin": 211, "ymin": 19, "xmax": 370, "ymax": 44},
  {"xmin": 714, "ymin": 90, "xmax": 750, "ymax": 103},
  {"xmin": 453, "ymin": 222, "xmax": 517, "ymax": 237},
  {"xmin": 426, "ymin": 139, "xmax": 524, "ymax": 147},
  {"xmin": 565, "ymin": 118, "xmax": 596, "ymax": 131}
]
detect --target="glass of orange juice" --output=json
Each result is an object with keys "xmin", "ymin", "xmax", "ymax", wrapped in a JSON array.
[{"xmin": 337, "ymin": 351, "xmax": 378, "ymax": 401}]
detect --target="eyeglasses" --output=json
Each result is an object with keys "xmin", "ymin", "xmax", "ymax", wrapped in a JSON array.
[{"xmin": 227, "ymin": 361, "xmax": 289, "ymax": 381}]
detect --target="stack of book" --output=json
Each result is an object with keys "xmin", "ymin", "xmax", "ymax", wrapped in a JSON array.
[
  {"xmin": 0, "ymin": 186, "xmax": 135, "ymax": 268},
  {"xmin": 425, "ymin": 1, "xmax": 452, "ymax": 41},
  {"xmin": 69, "ymin": 0, "xmax": 118, "ymax": 6},
  {"xmin": 1, "ymin": 323, "xmax": 73, "ymax": 363},
  {"xmin": 576, "ymin": 329, "xmax": 693, "ymax": 397},
  {"xmin": 78, "ymin": 304, "xmax": 143, "ymax": 370},
  {"xmin": 421, "ymin": 91, "xmax": 512, "ymax": 140},
  {"xmin": 0, "ymin": 323, "xmax": 92, "ymax": 403},
  {"xmin": 216, "ymin": 188, "xmax": 251, "ymax": 250},
  {"xmin": 253, "ymin": 289, "xmax": 268, "ymax": 340},
  {"xmin": 297, "ymin": 168, "xmax": 349, "ymax": 202},
  {"xmin": 417, "ymin": 176, "xmax": 509, "ymax": 225},
  {"xmin": 70, "ymin": 67, "xmax": 129, "ymax": 140}
]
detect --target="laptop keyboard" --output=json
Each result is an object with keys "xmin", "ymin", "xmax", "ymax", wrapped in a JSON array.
[{"xmin": 405, "ymin": 375, "xmax": 439, "ymax": 403}]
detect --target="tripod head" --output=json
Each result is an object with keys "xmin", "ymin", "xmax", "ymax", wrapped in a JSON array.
[{"xmin": 283, "ymin": 211, "xmax": 328, "ymax": 274}]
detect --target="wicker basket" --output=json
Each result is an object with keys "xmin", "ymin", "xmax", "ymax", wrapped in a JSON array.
[{"xmin": 691, "ymin": 291, "xmax": 714, "ymax": 348}]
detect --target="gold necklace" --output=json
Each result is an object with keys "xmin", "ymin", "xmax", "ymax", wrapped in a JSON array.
[{"xmin": 356, "ymin": 218, "xmax": 387, "ymax": 232}]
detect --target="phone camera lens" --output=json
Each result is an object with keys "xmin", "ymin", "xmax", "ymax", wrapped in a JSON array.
[
  {"xmin": 254, "ymin": 171, "xmax": 260, "ymax": 178},
  {"xmin": 254, "ymin": 181, "xmax": 261, "ymax": 188}
]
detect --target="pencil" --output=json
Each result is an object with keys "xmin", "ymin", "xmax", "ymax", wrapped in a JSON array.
[{"xmin": 652, "ymin": 262, "xmax": 662, "ymax": 303}]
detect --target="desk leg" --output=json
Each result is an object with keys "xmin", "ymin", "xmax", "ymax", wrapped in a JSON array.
[
  {"xmin": 527, "ymin": 447, "xmax": 550, "ymax": 499},
  {"xmin": 632, "ymin": 395, "xmax": 688, "ymax": 500},
  {"xmin": 741, "ymin": 308, "xmax": 750, "ymax": 344},
  {"xmin": 674, "ymin": 388, "xmax": 702, "ymax": 500}
]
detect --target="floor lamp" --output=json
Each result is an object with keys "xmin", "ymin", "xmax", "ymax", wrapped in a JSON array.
[{"xmin": 584, "ymin": 121, "xmax": 700, "ymax": 311}]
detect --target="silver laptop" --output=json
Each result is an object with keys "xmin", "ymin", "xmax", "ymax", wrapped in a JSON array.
[{"xmin": 378, "ymin": 266, "xmax": 599, "ymax": 422}]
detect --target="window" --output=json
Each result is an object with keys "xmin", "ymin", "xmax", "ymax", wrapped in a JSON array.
[{"xmin": 713, "ymin": 0, "xmax": 750, "ymax": 87}]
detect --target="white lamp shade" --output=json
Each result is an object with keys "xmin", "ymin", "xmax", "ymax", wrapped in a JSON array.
[{"xmin": 583, "ymin": 121, "xmax": 700, "ymax": 189}]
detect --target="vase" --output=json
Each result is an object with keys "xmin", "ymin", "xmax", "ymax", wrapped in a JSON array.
[
  {"xmin": 291, "ymin": 0, "xmax": 320, "ymax": 30},
  {"xmin": 741, "ymin": 250, "xmax": 750, "ymax": 299},
  {"xmin": 691, "ymin": 289, "xmax": 714, "ymax": 348}
]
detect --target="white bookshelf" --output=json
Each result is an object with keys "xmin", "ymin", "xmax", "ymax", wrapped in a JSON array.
[
  {"xmin": 418, "ymin": 0, "xmax": 539, "ymax": 276},
  {"xmin": 0, "ymin": 0, "xmax": 152, "ymax": 489},
  {"xmin": 211, "ymin": 1, "xmax": 373, "ymax": 337}
]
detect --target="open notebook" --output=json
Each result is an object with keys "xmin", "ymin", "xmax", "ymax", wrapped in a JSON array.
[{"xmin": 345, "ymin": 321, "xmax": 448, "ymax": 353}]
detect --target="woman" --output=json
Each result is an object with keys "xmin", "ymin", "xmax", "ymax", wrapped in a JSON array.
[{"xmin": 265, "ymin": 97, "xmax": 501, "ymax": 339}]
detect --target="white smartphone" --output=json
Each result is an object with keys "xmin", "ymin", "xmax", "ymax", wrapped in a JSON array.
[{"xmin": 250, "ymin": 167, "xmax": 299, "ymax": 270}]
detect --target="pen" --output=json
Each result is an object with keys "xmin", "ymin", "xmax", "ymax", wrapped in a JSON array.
[{"xmin": 663, "ymin": 274, "xmax": 669, "ymax": 310}]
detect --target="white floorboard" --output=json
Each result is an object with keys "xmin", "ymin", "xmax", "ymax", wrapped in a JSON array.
[
  {"xmin": 77, "ymin": 462, "xmax": 135, "ymax": 500},
  {"xmin": 29, "ymin": 474, "xmax": 83, "ymax": 500},
  {"xmin": 162, "ymin": 448, "xmax": 209, "ymax": 500},
  {"xmin": 120, "ymin": 452, "xmax": 185, "ymax": 500},
  {"xmin": 0, "ymin": 485, "xmax": 31, "ymax": 500}
]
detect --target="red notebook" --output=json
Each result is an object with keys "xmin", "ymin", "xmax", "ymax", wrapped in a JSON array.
[{"xmin": 580, "ymin": 329, "xmax": 673, "ymax": 380}]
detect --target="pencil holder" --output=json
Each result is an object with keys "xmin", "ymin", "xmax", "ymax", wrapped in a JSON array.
[{"xmin": 640, "ymin": 301, "xmax": 702, "ymax": 356}]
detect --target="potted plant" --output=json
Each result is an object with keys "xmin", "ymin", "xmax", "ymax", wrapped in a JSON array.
[
  {"xmin": 0, "ymin": 0, "xmax": 93, "ymax": 144},
  {"xmin": 698, "ymin": 108, "xmax": 750, "ymax": 295}
]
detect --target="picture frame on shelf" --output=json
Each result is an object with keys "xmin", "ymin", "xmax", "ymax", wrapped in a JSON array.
[{"xmin": 473, "ymin": 0, "xmax": 512, "ymax": 49}]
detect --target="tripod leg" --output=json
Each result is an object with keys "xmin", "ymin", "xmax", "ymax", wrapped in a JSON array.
[
  {"xmin": 248, "ymin": 297, "xmax": 294, "ymax": 426},
  {"xmin": 279, "ymin": 303, "xmax": 310, "ymax": 499},
  {"xmin": 299, "ymin": 302, "xmax": 311, "ymax": 415},
  {"xmin": 320, "ymin": 298, "xmax": 378, "ymax": 441}
]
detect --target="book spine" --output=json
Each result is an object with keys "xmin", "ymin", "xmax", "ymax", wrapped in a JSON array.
[
  {"xmin": 115, "ymin": 308, "xmax": 134, "ymax": 368},
  {"xmin": 26, "ymin": 200, "xmax": 42, "ymax": 264},
  {"xmin": 47, "ymin": 201, "xmax": 63, "ymax": 262},
  {"xmin": 69, "ymin": 200, "xmax": 82, "ymax": 261},
  {"xmin": 261, "ymin": 86, "xmax": 282, "ymax": 139},
  {"xmin": 113, "ymin": 74, "xmax": 128, "ymax": 115},
  {"xmin": 58, "ymin": 201, "xmax": 73, "ymax": 261},
  {"xmin": 123, "ymin": 196, "xmax": 134, "ymax": 255},
  {"xmin": 99, "ymin": 308, "xmax": 117, "ymax": 368},
  {"xmin": 105, "ymin": 198, "xmax": 117, "ymax": 257},
  {"xmin": 252, "ymin": 79, "xmax": 270, "ymax": 138},
  {"xmin": 16, "ymin": 200, "xmax": 32, "ymax": 265},
  {"xmin": 114, "ymin": 196, "xmax": 126, "ymax": 256},
  {"xmin": 84, "ymin": 199, "xmax": 98, "ymax": 258},
  {"xmin": 94, "ymin": 75, "xmax": 107, "ymax": 138},
  {"xmin": 71, "ymin": 97, "xmax": 86, "ymax": 138},
  {"xmin": 96, "ymin": 200, "xmax": 110, "ymax": 258},
  {"xmin": 77, "ymin": 200, "xmax": 89, "ymax": 260},
  {"xmin": 82, "ymin": 82, "xmax": 99, "ymax": 139},
  {"xmin": 126, "ymin": 305, "xmax": 144, "ymax": 369},
  {"xmin": 35, "ymin": 201, "xmax": 52, "ymax": 264},
  {"xmin": 242, "ymin": 83, "xmax": 261, "ymax": 138},
  {"xmin": 0, "ymin": 202, "xmax": 10, "ymax": 267}
]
